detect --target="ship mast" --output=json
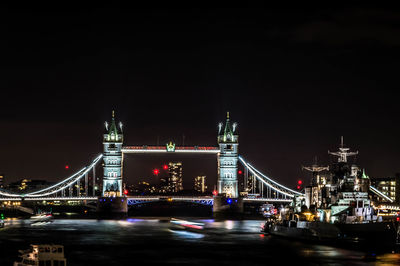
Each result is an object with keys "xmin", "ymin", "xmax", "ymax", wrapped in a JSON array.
[
  {"xmin": 302, "ymin": 156, "xmax": 329, "ymax": 175},
  {"xmin": 328, "ymin": 136, "xmax": 358, "ymax": 163}
]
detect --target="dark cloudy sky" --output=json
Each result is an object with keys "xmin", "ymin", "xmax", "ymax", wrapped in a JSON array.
[{"xmin": 1, "ymin": 6, "xmax": 400, "ymax": 189}]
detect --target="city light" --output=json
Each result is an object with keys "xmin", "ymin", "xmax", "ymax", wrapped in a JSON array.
[
  {"xmin": 163, "ymin": 164, "xmax": 168, "ymax": 170},
  {"xmin": 298, "ymin": 180, "xmax": 302, "ymax": 185},
  {"xmin": 153, "ymin": 169, "xmax": 160, "ymax": 175},
  {"xmin": 212, "ymin": 190, "xmax": 218, "ymax": 196},
  {"xmin": 123, "ymin": 189, "xmax": 128, "ymax": 195},
  {"xmin": 238, "ymin": 170, "xmax": 243, "ymax": 174},
  {"xmin": 65, "ymin": 165, "xmax": 69, "ymax": 169}
]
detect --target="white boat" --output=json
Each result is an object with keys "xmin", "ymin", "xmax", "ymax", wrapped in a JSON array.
[{"xmin": 14, "ymin": 244, "xmax": 66, "ymax": 266}]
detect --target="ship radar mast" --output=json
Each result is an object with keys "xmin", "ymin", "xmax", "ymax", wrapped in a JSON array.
[{"xmin": 328, "ymin": 136, "xmax": 358, "ymax": 163}]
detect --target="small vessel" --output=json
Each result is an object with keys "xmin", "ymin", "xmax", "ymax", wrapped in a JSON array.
[
  {"xmin": 264, "ymin": 207, "xmax": 341, "ymax": 241},
  {"xmin": 269, "ymin": 220, "xmax": 341, "ymax": 241},
  {"xmin": 260, "ymin": 203, "xmax": 277, "ymax": 218},
  {"xmin": 14, "ymin": 244, "xmax": 66, "ymax": 266}
]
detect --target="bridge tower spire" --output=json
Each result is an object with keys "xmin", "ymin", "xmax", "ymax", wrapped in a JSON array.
[
  {"xmin": 217, "ymin": 112, "xmax": 239, "ymax": 198},
  {"xmin": 102, "ymin": 110, "xmax": 124, "ymax": 197}
]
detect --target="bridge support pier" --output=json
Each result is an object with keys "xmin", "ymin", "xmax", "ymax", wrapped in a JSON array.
[
  {"xmin": 213, "ymin": 195, "xmax": 243, "ymax": 218},
  {"xmin": 97, "ymin": 197, "xmax": 127, "ymax": 216}
]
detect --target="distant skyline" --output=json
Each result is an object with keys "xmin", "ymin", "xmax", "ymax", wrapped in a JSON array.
[{"xmin": 2, "ymin": 6, "xmax": 400, "ymax": 188}]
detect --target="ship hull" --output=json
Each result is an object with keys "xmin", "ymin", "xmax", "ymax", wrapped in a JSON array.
[
  {"xmin": 335, "ymin": 221, "xmax": 398, "ymax": 246},
  {"xmin": 269, "ymin": 222, "xmax": 341, "ymax": 242}
]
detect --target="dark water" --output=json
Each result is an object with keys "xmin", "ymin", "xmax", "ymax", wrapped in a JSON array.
[{"xmin": 1, "ymin": 218, "xmax": 400, "ymax": 265}]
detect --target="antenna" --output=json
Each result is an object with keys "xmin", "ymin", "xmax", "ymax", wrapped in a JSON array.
[{"xmin": 340, "ymin": 136, "xmax": 344, "ymax": 148}]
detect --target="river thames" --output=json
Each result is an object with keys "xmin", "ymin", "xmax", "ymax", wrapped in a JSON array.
[{"xmin": 0, "ymin": 218, "xmax": 399, "ymax": 265}]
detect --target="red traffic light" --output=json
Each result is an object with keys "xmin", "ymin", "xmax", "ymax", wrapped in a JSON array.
[
  {"xmin": 153, "ymin": 169, "xmax": 160, "ymax": 175},
  {"xmin": 163, "ymin": 164, "xmax": 168, "ymax": 170},
  {"xmin": 123, "ymin": 189, "xmax": 128, "ymax": 195},
  {"xmin": 298, "ymin": 180, "xmax": 302, "ymax": 185},
  {"xmin": 65, "ymin": 165, "xmax": 69, "ymax": 170},
  {"xmin": 238, "ymin": 170, "xmax": 243, "ymax": 174}
]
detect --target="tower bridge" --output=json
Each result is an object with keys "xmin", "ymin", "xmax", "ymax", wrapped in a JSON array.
[{"xmin": 0, "ymin": 111, "xmax": 305, "ymax": 215}]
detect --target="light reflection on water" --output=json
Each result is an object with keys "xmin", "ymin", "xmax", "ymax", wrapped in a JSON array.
[
  {"xmin": 0, "ymin": 218, "xmax": 399, "ymax": 265},
  {"xmin": 168, "ymin": 229, "xmax": 205, "ymax": 240}
]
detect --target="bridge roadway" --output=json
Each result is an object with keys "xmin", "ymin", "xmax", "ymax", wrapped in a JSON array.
[
  {"xmin": 121, "ymin": 146, "xmax": 220, "ymax": 153},
  {"xmin": 0, "ymin": 196, "xmax": 292, "ymax": 205}
]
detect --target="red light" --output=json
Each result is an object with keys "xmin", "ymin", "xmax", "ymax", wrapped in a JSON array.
[
  {"xmin": 238, "ymin": 170, "xmax": 243, "ymax": 174},
  {"xmin": 297, "ymin": 185, "xmax": 301, "ymax": 190},
  {"xmin": 397, "ymin": 217, "xmax": 400, "ymax": 222},
  {"xmin": 298, "ymin": 180, "xmax": 302, "ymax": 185},
  {"xmin": 153, "ymin": 169, "xmax": 160, "ymax": 175},
  {"xmin": 212, "ymin": 190, "xmax": 218, "ymax": 196},
  {"xmin": 163, "ymin": 164, "xmax": 168, "ymax": 170},
  {"xmin": 123, "ymin": 189, "xmax": 128, "ymax": 195},
  {"xmin": 65, "ymin": 165, "xmax": 69, "ymax": 170}
]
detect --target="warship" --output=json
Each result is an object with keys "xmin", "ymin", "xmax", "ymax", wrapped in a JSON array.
[{"xmin": 264, "ymin": 137, "xmax": 399, "ymax": 245}]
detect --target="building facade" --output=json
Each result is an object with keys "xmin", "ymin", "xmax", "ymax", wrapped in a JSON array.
[
  {"xmin": 371, "ymin": 174, "xmax": 400, "ymax": 204},
  {"xmin": 6, "ymin": 179, "xmax": 51, "ymax": 192},
  {"xmin": 102, "ymin": 111, "xmax": 123, "ymax": 197},
  {"xmin": 167, "ymin": 162, "xmax": 183, "ymax": 193},
  {"xmin": 217, "ymin": 112, "xmax": 239, "ymax": 198},
  {"xmin": 194, "ymin": 175, "xmax": 207, "ymax": 193},
  {"xmin": 0, "ymin": 174, "xmax": 3, "ymax": 188}
]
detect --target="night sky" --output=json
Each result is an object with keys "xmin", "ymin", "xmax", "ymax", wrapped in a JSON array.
[{"xmin": 2, "ymin": 6, "xmax": 400, "ymax": 190}]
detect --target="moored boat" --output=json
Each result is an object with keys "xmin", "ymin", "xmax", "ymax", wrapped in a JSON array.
[{"xmin": 269, "ymin": 220, "xmax": 341, "ymax": 241}]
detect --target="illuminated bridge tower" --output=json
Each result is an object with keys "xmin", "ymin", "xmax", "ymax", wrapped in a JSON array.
[
  {"xmin": 97, "ymin": 111, "xmax": 127, "ymax": 215},
  {"xmin": 214, "ymin": 112, "xmax": 243, "ymax": 216},
  {"xmin": 102, "ymin": 111, "xmax": 123, "ymax": 196},
  {"xmin": 217, "ymin": 112, "xmax": 239, "ymax": 198}
]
